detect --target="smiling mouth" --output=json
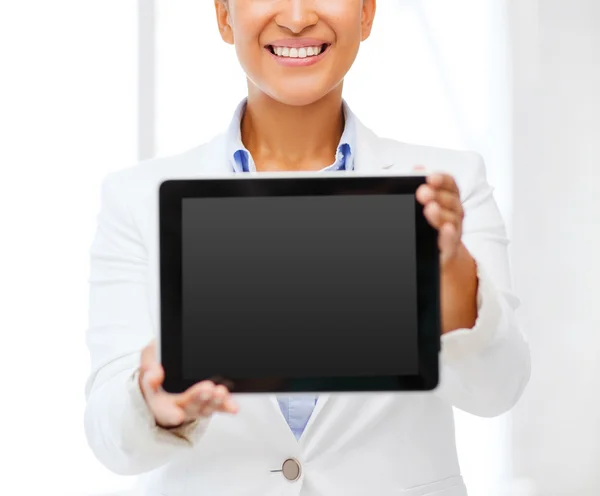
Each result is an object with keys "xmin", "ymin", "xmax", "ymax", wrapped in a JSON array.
[{"xmin": 267, "ymin": 43, "xmax": 330, "ymax": 59}]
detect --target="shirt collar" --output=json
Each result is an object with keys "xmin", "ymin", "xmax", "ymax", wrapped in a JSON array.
[{"xmin": 227, "ymin": 98, "xmax": 356, "ymax": 173}]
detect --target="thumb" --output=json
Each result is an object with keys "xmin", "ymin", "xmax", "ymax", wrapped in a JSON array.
[
  {"xmin": 140, "ymin": 340, "xmax": 157, "ymax": 370},
  {"xmin": 439, "ymin": 223, "xmax": 459, "ymax": 262},
  {"xmin": 144, "ymin": 364, "xmax": 164, "ymax": 393}
]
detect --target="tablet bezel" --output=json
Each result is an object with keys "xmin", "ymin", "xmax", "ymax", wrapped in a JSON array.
[{"xmin": 159, "ymin": 174, "xmax": 440, "ymax": 394}]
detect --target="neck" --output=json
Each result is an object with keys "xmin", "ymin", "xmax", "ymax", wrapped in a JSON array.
[{"xmin": 241, "ymin": 84, "xmax": 345, "ymax": 172}]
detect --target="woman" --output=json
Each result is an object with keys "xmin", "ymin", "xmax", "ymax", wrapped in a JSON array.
[{"xmin": 84, "ymin": 0, "xmax": 530, "ymax": 494}]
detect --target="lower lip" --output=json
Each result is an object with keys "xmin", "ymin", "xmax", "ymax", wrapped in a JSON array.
[{"xmin": 267, "ymin": 46, "xmax": 329, "ymax": 67}]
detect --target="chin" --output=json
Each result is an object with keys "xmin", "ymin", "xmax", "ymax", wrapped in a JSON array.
[
  {"xmin": 268, "ymin": 92, "xmax": 328, "ymax": 107},
  {"xmin": 264, "ymin": 81, "xmax": 343, "ymax": 108}
]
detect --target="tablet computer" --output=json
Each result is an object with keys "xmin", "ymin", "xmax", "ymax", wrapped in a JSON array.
[{"xmin": 158, "ymin": 174, "xmax": 440, "ymax": 394}]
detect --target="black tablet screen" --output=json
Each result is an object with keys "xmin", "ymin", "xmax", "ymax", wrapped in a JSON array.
[{"xmin": 181, "ymin": 194, "xmax": 418, "ymax": 380}]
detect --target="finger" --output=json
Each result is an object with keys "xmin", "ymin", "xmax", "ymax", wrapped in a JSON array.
[
  {"xmin": 423, "ymin": 202, "xmax": 461, "ymax": 231},
  {"xmin": 209, "ymin": 385, "xmax": 229, "ymax": 409},
  {"xmin": 196, "ymin": 385, "xmax": 219, "ymax": 417},
  {"xmin": 211, "ymin": 385, "xmax": 239, "ymax": 413},
  {"xmin": 432, "ymin": 190, "xmax": 464, "ymax": 218},
  {"xmin": 178, "ymin": 381, "xmax": 215, "ymax": 407},
  {"xmin": 416, "ymin": 186, "xmax": 463, "ymax": 219},
  {"xmin": 439, "ymin": 223, "xmax": 460, "ymax": 258},
  {"xmin": 140, "ymin": 340, "xmax": 157, "ymax": 372},
  {"xmin": 221, "ymin": 396, "xmax": 240, "ymax": 414},
  {"xmin": 194, "ymin": 385, "xmax": 225, "ymax": 417},
  {"xmin": 426, "ymin": 174, "xmax": 460, "ymax": 195},
  {"xmin": 196, "ymin": 384, "xmax": 238, "ymax": 415},
  {"xmin": 178, "ymin": 381, "xmax": 217, "ymax": 418},
  {"xmin": 143, "ymin": 364, "xmax": 165, "ymax": 393},
  {"xmin": 198, "ymin": 403, "xmax": 216, "ymax": 418},
  {"xmin": 139, "ymin": 341, "xmax": 160, "ymax": 397},
  {"xmin": 182, "ymin": 383, "xmax": 238, "ymax": 418},
  {"xmin": 415, "ymin": 184, "xmax": 435, "ymax": 205},
  {"xmin": 150, "ymin": 395, "xmax": 187, "ymax": 427}
]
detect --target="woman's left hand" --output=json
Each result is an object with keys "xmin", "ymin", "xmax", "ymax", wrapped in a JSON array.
[
  {"xmin": 414, "ymin": 167, "xmax": 479, "ymax": 334},
  {"xmin": 415, "ymin": 170, "xmax": 464, "ymax": 269}
]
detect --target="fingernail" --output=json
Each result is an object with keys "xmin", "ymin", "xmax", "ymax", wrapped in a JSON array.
[
  {"xmin": 199, "ymin": 391, "xmax": 211, "ymax": 401},
  {"xmin": 212, "ymin": 397, "xmax": 223, "ymax": 406}
]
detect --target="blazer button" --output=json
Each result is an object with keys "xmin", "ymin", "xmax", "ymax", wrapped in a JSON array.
[{"xmin": 282, "ymin": 458, "xmax": 302, "ymax": 481}]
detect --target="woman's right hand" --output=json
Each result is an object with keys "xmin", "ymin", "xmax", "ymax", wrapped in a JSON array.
[{"xmin": 139, "ymin": 340, "xmax": 239, "ymax": 429}]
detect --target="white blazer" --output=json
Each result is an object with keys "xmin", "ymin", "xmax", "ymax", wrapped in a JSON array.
[{"xmin": 84, "ymin": 115, "xmax": 530, "ymax": 496}]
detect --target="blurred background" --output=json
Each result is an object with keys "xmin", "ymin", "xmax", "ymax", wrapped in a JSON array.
[{"xmin": 0, "ymin": 0, "xmax": 598, "ymax": 495}]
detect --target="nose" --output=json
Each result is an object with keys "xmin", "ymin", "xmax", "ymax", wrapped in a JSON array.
[{"xmin": 275, "ymin": 0, "xmax": 319, "ymax": 34}]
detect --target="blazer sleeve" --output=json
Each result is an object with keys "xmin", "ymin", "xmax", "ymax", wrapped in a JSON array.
[
  {"xmin": 433, "ymin": 153, "xmax": 531, "ymax": 417},
  {"xmin": 84, "ymin": 172, "xmax": 209, "ymax": 476}
]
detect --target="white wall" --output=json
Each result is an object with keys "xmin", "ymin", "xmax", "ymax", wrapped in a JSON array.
[
  {"xmin": 0, "ymin": 1, "xmax": 139, "ymax": 495},
  {"xmin": 509, "ymin": 0, "xmax": 600, "ymax": 494}
]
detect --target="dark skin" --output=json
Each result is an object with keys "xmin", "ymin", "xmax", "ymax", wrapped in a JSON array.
[{"xmin": 139, "ymin": 0, "xmax": 478, "ymax": 428}]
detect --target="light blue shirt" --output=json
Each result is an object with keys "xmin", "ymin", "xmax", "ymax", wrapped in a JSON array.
[{"xmin": 226, "ymin": 99, "xmax": 356, "ymax": 440}]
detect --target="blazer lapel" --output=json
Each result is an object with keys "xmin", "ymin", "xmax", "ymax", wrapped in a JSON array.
[
  {"xmin": 352, "ymin": 117, "xmax": 423, "ymax": 176},
  {"xmin": 191, "ymin": 133, "xmax": 235, "ymax": 176},
  {"xmin": 353, "ymin": 118, "xmax": 395, "ymax": 174}
]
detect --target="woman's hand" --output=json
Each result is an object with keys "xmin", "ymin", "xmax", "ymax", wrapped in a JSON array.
[
  {"xmin": 415, "ymin": 170, "xmax": 464, "ymax": 268},
  {"xmin": 414, "ymin": 167, "xmax": 479, "ymax": 334},
  {"xmin": 138, "ymin": 340, "xmax": 239, "ymax": 429}
]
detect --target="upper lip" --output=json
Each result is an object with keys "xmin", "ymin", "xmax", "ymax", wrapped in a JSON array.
[{"xmin": 267, "ymin": 38, "xmax": 329, "ymax": 48}]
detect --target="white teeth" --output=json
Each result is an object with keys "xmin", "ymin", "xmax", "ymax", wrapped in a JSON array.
[{"xmin": 271, "ymin": 45, "xmax": 324, "ymax": 58}]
